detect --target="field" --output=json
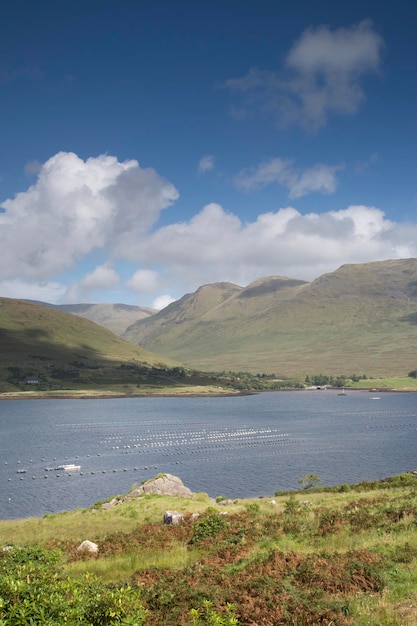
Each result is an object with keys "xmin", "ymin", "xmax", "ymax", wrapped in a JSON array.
[{"xmin": 1, "ymin": 474, "xmax": 417, "ymax": 624}]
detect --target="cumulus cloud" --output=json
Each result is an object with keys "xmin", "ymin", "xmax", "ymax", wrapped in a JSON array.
[
  {"xmin": 198, "ymin": 155, "xmax": 215, "ymax": 173},
  {"xmin": 127, "ymin": 269, "xmax": 159, "ymax": 293},
  {"xmin": 152, "ymin": 294, "xmax": 176, "ymax": 310},
  {"xmin": 80, "ymin": 265, "xmax": 120, "ymax": 290},
  {"xmin": 0, "ymin": 151, "xmax": 178, "ymax": 280},
  {"xmin": 225, "ymin": 20, "xmax": 384, "ymax": 131},
  {"xmin": 131, "ymin": 203, "xmax": 417, "ymax": 291},
  {"xmin": 63, "ymin": 264, "xmax": 120, "ymax": 303},
  {"xmin": 2, "ymin": 150, "xmax": 417, "ymax": 307},
  {"xmin": 235, "ymin": 158, "xmax": 343, "ymax": 198}
]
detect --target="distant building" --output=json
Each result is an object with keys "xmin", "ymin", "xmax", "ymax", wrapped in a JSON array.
[{"xmin": 23, "ymin": 375, "xmax": 39, "ymax": 384}]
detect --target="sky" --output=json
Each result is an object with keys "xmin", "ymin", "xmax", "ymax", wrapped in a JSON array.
[{"xmin": 1, "ymin": 0, "xmax": 417, "ymax": 309}]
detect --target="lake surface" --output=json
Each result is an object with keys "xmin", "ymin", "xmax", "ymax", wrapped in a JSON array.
[{"xmin": 0, "ymin": 390, "xmax": 416, "ymax": 519}]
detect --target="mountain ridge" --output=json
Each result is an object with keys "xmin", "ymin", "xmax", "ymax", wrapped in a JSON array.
[
  {"xmin": 122, "ymin": 258, "xmax": 417, "ymax": 377},
  {"xmin": 26, "ymin": 301, "xmax": 156, "ymax": 336}
]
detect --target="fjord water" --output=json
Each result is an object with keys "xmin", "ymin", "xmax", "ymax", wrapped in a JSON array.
[{"xmin": 1, "ymin": 390, "xmax": 416, "ymax": 519}]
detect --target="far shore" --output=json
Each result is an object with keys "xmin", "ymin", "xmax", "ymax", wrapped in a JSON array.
[
  {"xmin": 1, "ymin": 385, "xmax": 416, "ymax": 401},
  {"xmin": 0, "ymin": 389, "xmax": 253, "ymax": 401}
]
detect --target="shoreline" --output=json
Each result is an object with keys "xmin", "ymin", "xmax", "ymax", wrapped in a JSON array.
[
  {"xmin": 1, "ymin": 387, "xmax": 416, "ymax": 401},
  {"xmin": 0, "ymin": 389, "xmax": 255, "ymax": 400}
]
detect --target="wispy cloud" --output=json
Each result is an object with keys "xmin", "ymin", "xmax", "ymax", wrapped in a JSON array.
[
  {"xmin": 24, "ymin": 160, "xmax": 42, "ymax": 176},
  {"xmin": 355, "ymin": 152, "xmax": 379, "ymax": 173},
  {"xmin": 225, "ymin": 20, "xmax": 384, "ymax": 132},
  {"xmin": 235, "ymin": 158, "xmax": 343, "ymax": 198},
  {"xmin": 198, "ymin": 155, "xmax": 215, "ymax": 173}
]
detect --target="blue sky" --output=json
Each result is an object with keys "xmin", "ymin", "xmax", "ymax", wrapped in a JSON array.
[{"xmin": 1, "ymin": 0, "xmax": 417, "ymax": 308}]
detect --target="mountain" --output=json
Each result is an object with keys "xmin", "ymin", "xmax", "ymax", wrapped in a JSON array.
[
  {"xmin": 123, "ymin": 259, "xmax": 417, "ymax": 378},
  {"xmin": 0, "ymin": 297, "xmax": 178, "ymax": 392},
  {"xmin": 27, "ymin": 302, "xmax": 156, "ymax": 336}
]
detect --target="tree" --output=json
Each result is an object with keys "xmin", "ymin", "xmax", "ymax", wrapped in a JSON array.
[{"xmin": 298, "ymin": 473, "xmax": 321, "ymax": 491}]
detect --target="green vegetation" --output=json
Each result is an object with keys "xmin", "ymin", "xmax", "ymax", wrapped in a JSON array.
[
  {"xmin": 305, "ymin": 373, "xmax": 368, "ymax": 387},
  {"xmin": 123, "ymin": 259, "xmax": 417, "ymax": 378},
  {"xmin": 298, "ymin": 473, "xmax": 321, "ymax": 490},
  {"xmin": 0, "ymin": 297, "xmax": 183, "ymax": 395},
  {"xmin": 1, "ymin": 474, "xmax": 417, "ymax": 624},
  {"xmin": 5, "ymin": 261, "xmax": 417, "ymax": 395},
  {"xmin": 0, "ymin": 297, "xmax": 304, "ymax": 396},
  {"xmin": 348, "ymin": 376, "xmax": 417, "ymax": 390}
]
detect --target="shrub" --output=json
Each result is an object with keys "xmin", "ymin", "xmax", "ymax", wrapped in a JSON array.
[
  {"xmin": 188, "ymin": 600, "xmax": 238, "ymax": 625},
  {"xmin": 0, "ymin": 546, "xmax": 148, "ymax": 625},
  {"xmin": 190, "ymin": 513, "xmax": 227, "ymax": 544},
  {"xmin": 244, "ymin": 502, "xmax": 260, "ymax": 514}
]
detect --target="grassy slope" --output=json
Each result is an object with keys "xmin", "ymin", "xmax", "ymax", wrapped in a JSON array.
[
  {"xmin": 0, "ymin": 297, "xmax": 180, "ymax": 393},
  {"xmin": 124, "ymin": 260, "xmax": 417, "ymax": 378},
  {"xmin": 1, "ymin": 474, "xmax": 417, "ymax": 625}
]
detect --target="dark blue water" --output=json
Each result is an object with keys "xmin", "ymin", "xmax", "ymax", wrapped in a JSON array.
[{"xmin": 0, "ymin": 390, "xmax": 416, "ymax": 519}]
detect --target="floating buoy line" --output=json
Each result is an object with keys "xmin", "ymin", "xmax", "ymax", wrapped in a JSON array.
[{"xmin": 5, "ymin": 412, "xmax": 417, "ymax": 488}]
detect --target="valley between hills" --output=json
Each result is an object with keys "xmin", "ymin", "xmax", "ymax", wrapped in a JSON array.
[{"xmin": 2, "ymin": 258, "xmax": 417, "ymax": 395}]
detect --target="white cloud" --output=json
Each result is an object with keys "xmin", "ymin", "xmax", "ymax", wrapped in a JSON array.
[
  {"xmin": 131, "ymin": 203, "xmax": 417, "ymax": 291},
  {"xmin": 355, "ymin": 152, "xmax": 379, "ymax": 173},
  {"xmin": 235, "ymin": 158, "xmax": 343, "ymax": 198},
  {"xmin": 0, "ymin": 151, "xmax": 178, "ymax": 280},
  {"xmin": 152, "ymin": 294, "xmax": 176, "ymax": 310},
  {"xmin": 2, "ymin": 150, "xmax": 417, "ymax": 307},
  {"xmin": 79, "ymin": 265, "xmax": 120, "ymax": 290},
  {"xmin": 24, "ymin": 160, "xmax": 42, "ymax": 176},
  {"xmin": 63, "ymin": 264, "xmax": 120, "ymax": 303},
  {"xmin": 198, "ymin": 155, "xmax": 215, "ymax": 173},
  {"xmin": 225, "ymin": 20, "xmax": 384, "ymax": 131},
  {"xmin": 127, "ymin": 269, "xmax": 159, "ymax": 293},
  {"xmin": 0, "ymin": 279, "xmax": 66, "ymax": 303}
]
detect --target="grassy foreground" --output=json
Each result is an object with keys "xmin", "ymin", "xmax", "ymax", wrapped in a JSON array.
[{"xmin": 1, "ymin": 474, "xmax": 417, "ymax": 625}]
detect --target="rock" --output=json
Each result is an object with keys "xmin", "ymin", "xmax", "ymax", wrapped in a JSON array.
[
  {"xmin": 134, "ymin": 474, "xmax": 193, "ymax": 498},
  {"xmin": 163, "ymin": 510, "xmax": 184, "ymax": 525},
  {"xmin": 77, "ymin": 540, "xmax": 98, "ymax": 553},
  {"xmin": 101, "ymin": 498, "xmax": 118, "ymax": 510}
]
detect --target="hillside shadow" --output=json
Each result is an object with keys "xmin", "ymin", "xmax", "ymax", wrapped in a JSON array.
[
  {"xmin": 0, "ymin": 327, "xmax": 186, "ymax": 389},
  {"xmin": 0, "ymin": 327, "xmax": 121, "ymax": 380},
  {"xmin": 399, "ymin": 313, "xmax": 417, "ymax": 325},
  {"xmin": 239, "ymin": 278, "xmax": 306, "ymax": 299}
]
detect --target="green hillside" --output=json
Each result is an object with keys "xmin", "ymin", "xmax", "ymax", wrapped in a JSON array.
[
  {"xmin": 0, "ymin": 297, "xmax": 181, "ymax": 393},
  {"xmin": 1, "ymin": 473, "xmax": 417, "ymax": 624},
  {"xmin": 123, "ymin": 259, "xmax": 417, "ymax": 378}
]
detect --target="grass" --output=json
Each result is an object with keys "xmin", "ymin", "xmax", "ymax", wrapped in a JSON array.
[
  {"xmin": 64, "ymin": 544, "xmax": 198, "ymax": 583},
  {"xmin": 349, "ymin": 377, "xmax": 417, "ymax": 390},
  {"xmin": 123, "ymin": 259, "xmax": 417, "ymax": 378},
  {"xmin": 2, "ymin": 475, "xmax": 417, "ymax": 624}
]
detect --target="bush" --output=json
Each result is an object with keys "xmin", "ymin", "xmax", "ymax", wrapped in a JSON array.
[
  {"xmin": 191, "ymin": 513, "xmax": 227, "ymax": 544},
  {"xmin": 0, "ymin": 546, "xmax": 148, "ymax": 625},
  {"xmin": 188, "ymin": 600, "xmax": 238, "ymax": 625}
]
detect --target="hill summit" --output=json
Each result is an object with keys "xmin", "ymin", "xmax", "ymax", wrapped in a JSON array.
[{"xmin": 123, "ymin": 259, "xmax": 417, "ymax": 378}]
